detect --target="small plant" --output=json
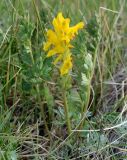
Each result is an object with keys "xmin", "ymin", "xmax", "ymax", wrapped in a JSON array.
[{"xmin": 43, "ymin": 12, "xmax": 84, "ymax": 135}]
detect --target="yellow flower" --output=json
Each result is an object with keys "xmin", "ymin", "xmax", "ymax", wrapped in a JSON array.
[
  {"xmin": 43, "ymin": 12, "xmax": 84, "ymax": 75},
  {"xmin": 60, "ymin": 54, "xmax": 72, "ymax": 75}
]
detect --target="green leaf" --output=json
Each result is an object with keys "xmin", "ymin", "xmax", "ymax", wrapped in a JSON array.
[
  {"xmin": 7, "ymin": 151, "xmax": 17, "ymax": 160},
  {"xmin": 44, "ymin": 84, "xmax": 54, "ymax": 118},
  {"xmin": 69, "ymin": 89, "xmax": 82, "ymax": 103},
  {"xmin": 81, "ymin": 73, "xmax": 89, "ymax": 86},
  {"xmin": 22, "ymin": 79, "xmax": 32, "ymax": 92}
]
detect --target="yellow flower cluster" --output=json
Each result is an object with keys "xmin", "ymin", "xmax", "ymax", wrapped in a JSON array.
[{"xmin": 43, "ymin": 12, "xmax": 84, "ymax": 75}]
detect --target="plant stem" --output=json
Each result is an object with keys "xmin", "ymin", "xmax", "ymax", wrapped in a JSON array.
[
  {"xmin": 28, "ymin": 38, "xmax": 50, "ymax": 138},
  {"xmin": 78, "ymin": 84, "xmax": 91, "ymax": 130},
  {"xmin": 63, "ymin": 90, "xmax": 71, "ymax": 135},
  {"xmin": 36, "ymin": 85, "xmax": 51, "ymax": 138},
  {"xmin": 78, "ymin": 45, "xmax": 99, "ymax": 131}
]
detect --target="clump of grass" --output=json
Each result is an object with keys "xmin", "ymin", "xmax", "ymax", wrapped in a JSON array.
[{"xmin": 0, "ymin": 0, "xmax": 127, "ymax": 159}]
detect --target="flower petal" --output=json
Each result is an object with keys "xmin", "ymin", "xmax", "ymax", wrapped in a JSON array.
[{"xmin": 60, "ymin": 55, "xmax": 72, "ymax": 75}]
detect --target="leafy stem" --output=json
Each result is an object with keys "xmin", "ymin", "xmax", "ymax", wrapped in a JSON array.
[
  {"xmin": 62, "ymin": 75, "xmax": 72, "ymax": 135},
  {"xmin": 36, "ymin": 84, "xmax": 51, "ymax": 138},
  {"xmin": 78, "ymin": 44, "xmax": 99, "ymax": 131}
]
